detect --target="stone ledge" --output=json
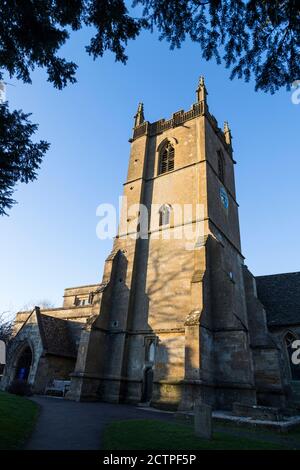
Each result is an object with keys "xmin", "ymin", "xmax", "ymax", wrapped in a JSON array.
[
  {"xmin": 175, "ymin": 410, "xmax": 300, "ymax": 433},
  {"xmin": 213, "ymin": 411, "xmax": 300, "ymax": 433}
]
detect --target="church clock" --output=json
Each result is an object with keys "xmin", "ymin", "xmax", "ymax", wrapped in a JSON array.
[{"xmin": 220, "ymin": 187, "xmax": 229, "ymax": 209}]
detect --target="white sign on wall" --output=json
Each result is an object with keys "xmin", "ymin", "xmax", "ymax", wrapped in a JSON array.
[{"xmin": 0, "ymin": 340, "xmax": 6, "ymax": 365}]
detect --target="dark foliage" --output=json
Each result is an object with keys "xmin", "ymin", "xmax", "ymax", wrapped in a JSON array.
[
  {"xmin": 0, "ymin": 1, "xmax": 299, "ymax": 214},
  {"xmin": 0, "ymin": 313, "xmax": 13, "ymax": 344},
  {"xmin": 7, "ymin": 379, "xmax": 33, "ymax": 396},
  {"xmin": 0, "ymin": 103, "xmax": 50, "ymax": 215},
  {"xmin": 0, "ymin": 1, "xmax": 298, "ymax": 93},
  {"xmin": 0, "ymin": 0, "xmax": 145, "ymax": 88},
  {"xmin": 134, "ymin": 0, "xmax": 300, "ymax": 93}
]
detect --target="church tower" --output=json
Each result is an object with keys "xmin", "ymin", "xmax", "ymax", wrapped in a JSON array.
[{"xmin": 67, "ymin": 78, "xmax": 287, "ymax": 410}]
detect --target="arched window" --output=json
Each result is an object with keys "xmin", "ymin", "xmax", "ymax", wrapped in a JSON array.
[
  {"xmin": 285, "ymin": 332, "xmax": 300, "ymax": 381},
  {"xmin": 159, "ymin": 204, "xmax": 172, "ymax": 226},
  {"xmin": 145, "ymin": 338, "xmax": 156, "ymax": 363},
  {"xmin": 217, "ymin": 149, "xmax": 225, "ymax": 183},
  {"xmin": 159, "ymin": 142, "xmax": 175, "ymax": 174},
  {"xmin": 148, "ymin": 341, "xmax": 155, "ymax": 363}
]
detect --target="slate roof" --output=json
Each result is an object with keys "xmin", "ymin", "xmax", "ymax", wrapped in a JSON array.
[
  {"xmin": 37, "ymin": 313, "xmax": 77, "ymax": 358},
  {"xmin": 256, "ymin": 272, "xmax": 300, "ymax": 327}
]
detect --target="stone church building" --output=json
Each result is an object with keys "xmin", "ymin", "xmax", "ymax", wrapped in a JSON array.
[{"xmin": 1, "ymin": 78, "xmax": 300, "ymax": 411}]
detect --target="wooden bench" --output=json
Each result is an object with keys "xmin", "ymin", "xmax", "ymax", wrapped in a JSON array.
[{"xmin": 45, "ymin": 379, "xmax": 71, "ymax": 397}]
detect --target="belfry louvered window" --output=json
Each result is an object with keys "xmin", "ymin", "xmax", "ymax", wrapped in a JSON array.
[{"xmin": 159, "ymin": 142, "xmax": 175, "ymax": 174}]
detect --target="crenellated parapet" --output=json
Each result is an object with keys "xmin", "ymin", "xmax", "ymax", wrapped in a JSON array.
[
  {"xmin": 131, "ymin": 76, "xmax": 233, "ymax": 156},
  {"xmin": 132, "ymin": 102, "xmax": 204, "ymax": 141}
]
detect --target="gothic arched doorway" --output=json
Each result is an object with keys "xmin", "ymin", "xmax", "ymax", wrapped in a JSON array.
[
  {"xmin": 14, "ymin": 345, "xmax": 32, "ymax": 382},
  {"xmin": 142, "ymin": 367, "xmax": 153, "ymax": 403}
]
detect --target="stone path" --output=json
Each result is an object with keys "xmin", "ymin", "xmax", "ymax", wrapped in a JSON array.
[
  {"xmin": 25, "ymin": 396, "xmax": 172, "ymax": 450},
  {"xmin": 26, "ymin": 396, "xmax": 300, "ymax": 450}
]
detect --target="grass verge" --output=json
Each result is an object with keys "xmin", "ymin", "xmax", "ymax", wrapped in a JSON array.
[
  {"xmin": 0, "ymin": 391, "xmax": 38, "ymax": 450},
  {"xmin": 102, "ymin": 419, "xmax": 291, "ymax": 450}
]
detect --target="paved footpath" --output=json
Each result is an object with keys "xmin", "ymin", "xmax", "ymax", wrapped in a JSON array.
[
  {"xmin": 26, "ymin": 396, "xmax": 173, "ymax": 450},
  {"xmin": 25, "ymin": 396, "xmax": 300, "ymax": 450}
]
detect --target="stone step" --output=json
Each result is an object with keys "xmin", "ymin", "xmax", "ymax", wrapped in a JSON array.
[{"xmin": 137, "ymin": 401, "xmax": 151, "ymax": 407}]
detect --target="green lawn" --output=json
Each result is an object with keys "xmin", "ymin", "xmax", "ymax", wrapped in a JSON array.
[
  {"xmin": 103, "ymin": 419, "xmax": 291, "ymax": 450},
  {"xmin": 0, "ymin": 391, "xmax": 38, "ymax": 450}
]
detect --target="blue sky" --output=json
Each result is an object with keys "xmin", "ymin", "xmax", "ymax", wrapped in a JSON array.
[{"xmin": 0, "ymin": 26, "xmax": 299, "ymax": 315}]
